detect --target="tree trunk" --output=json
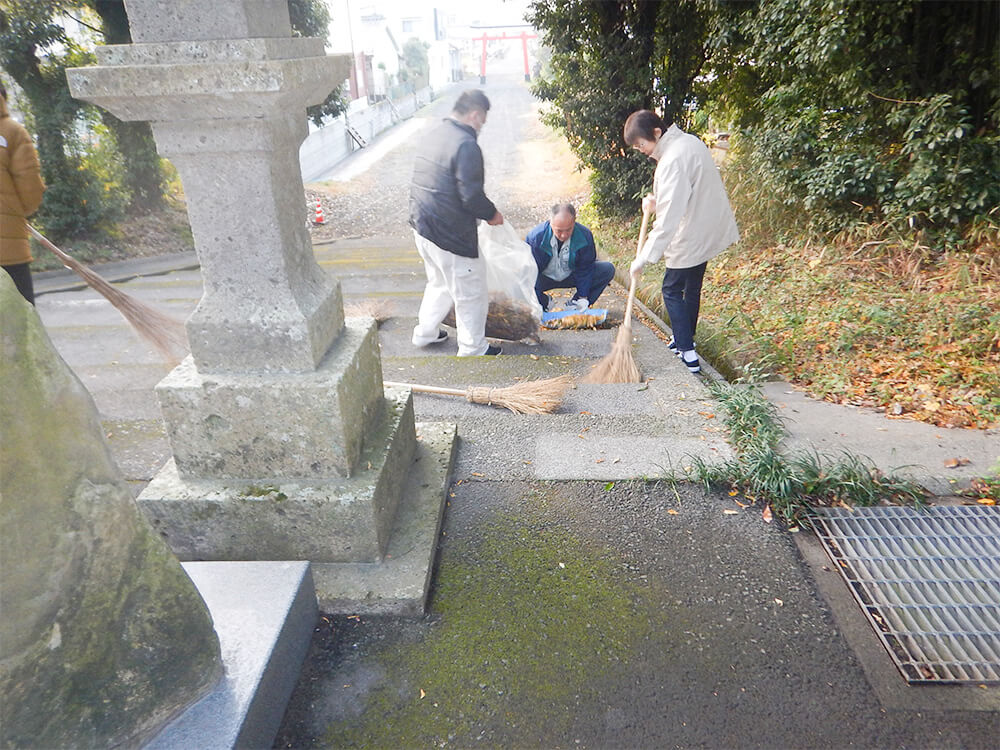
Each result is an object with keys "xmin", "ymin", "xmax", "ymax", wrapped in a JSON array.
[{"xmin": 93, "ymin": 0, "xmax": 166, "ymax": 210}]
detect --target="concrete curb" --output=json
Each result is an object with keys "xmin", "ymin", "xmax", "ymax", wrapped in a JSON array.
[{"xmin": 33, "ymin": 251, "xmax": 200, "ymax": 296}]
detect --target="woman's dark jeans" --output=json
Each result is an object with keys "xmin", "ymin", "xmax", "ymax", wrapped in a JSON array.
[{"xmin": 661, "ymin": 261, "xmax": 707, "ymax": 351}]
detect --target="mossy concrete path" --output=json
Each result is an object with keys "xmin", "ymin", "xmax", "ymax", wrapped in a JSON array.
[
  {"xmin": 33, "ymin": 236, "xmax": 998, "ymax": 748},
  {"xmin": 30, "ymin": 75, "xmax": 996, "ymax": 748}
]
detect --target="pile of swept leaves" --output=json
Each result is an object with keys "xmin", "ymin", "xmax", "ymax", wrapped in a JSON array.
[{"xmin": 592, "ymin": 210, "xmax": 999, "ymax": 430}]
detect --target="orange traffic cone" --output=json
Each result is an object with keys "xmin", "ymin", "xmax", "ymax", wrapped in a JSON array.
[{"xmin": 312, "ymin": 200, "xmax": 326, "ymax": 225}]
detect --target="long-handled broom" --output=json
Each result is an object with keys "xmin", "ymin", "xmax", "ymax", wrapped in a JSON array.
[
  {"xmin": 581, "ymin": 207, "xmax": 650, "ymax": 384},
  {"xmin": 383, "ymin": 374, "xmax": 573, "ymax": 414},
  {"xmin": 28, "ymin": 225, "xmax": 188, "ymax": 362}
]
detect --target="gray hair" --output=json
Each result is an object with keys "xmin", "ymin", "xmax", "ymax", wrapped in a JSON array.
[
  {"xmin": 550, "ymin": 203, "xmax": 576, "ymax": 219},
  {"xmin": 453, "ymin": 89, "xmax": 491, "ymax": 116}
]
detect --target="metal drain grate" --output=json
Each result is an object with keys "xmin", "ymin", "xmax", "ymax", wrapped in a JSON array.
[{"xmin": 814, "ymin": 505, "xmax": 1000, "ymax": 684}]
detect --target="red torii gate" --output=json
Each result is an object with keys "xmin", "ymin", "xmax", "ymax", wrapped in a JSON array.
[{"xmin": 474, "ymin": 29, "xmax": 538, "ymax": 84}]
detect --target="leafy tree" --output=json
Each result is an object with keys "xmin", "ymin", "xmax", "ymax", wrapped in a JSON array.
[
  {"xmin": 528, "ymin": 0, "xmax": 716, "ymax": 216},
  {"xmin": 718, "ymin": 0, "xmax": 1000, "ymax": 237},
  {"xmin": 288, "ymin": 0, "xmax": 329, "ymax": 37},
  {"xmin": 288, "ymin": 0, "xmax": 347, "ymax": 126},
  {"xmin": 0, "ymin": 0, "xmax": 121, "ymax": 239},
  {"xmin": 400, "ymin": 38, "xmax": 430, "ymax": 90}
]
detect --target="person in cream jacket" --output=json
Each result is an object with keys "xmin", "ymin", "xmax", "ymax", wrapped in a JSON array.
[{"xmin": 624, "ymin": 109, "xmax": 738, "ymax": 374}]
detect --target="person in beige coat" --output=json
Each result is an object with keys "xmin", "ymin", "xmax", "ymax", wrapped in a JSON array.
[
  {"xmin": 624, "ymin": 109, "xmax": 739, "ymax": 374},
  {"xmin": 1, "ymin": 80, "xmax": 46, "ymax": 304}
]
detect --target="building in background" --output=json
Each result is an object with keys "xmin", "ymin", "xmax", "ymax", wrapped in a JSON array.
[{"xmin": 322, "ymin": 0, "xmax": 534, "ymax": 102}]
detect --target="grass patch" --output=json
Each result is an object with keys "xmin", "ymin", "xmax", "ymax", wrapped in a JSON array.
[
  {"xmin": 592, "ymin": 212, "xmax": 1000, "ymax": 429},
  {"xmin": 686, "ymin": 377, "xmax": 927, "ymax": 528},
  {"xmin": 322, "ymin": 511, "xmax": 654, "ymax": 748}
]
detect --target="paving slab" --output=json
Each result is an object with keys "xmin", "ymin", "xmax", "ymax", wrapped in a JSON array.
[{"xmin": 764, "ymin": 380, "xmax": 1000, "ymax": 494}]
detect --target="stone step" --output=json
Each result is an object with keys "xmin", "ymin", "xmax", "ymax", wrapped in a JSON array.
[{"xmin": 145, "ymin": 561, "xmax": 317, "ymax": 750}]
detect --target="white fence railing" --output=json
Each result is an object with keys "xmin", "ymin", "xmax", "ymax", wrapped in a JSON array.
[{"xmin": 299, "ymin": 86, "xmax": 445, "ymax": 183}]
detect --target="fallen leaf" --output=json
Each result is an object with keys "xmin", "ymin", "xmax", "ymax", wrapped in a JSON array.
[
  {"xmin": 943, "ymin": 457, "xmax": 971, "ymax": 468},
  {"xmin": 595, "ymin": 458, "xmax": 605, "ymax": 464},
  {"xmin": 977, "ymin": 498, "xmax": 996, "ymax": 505},
  {"xmin": 698, "ymin": 411, "xmax": 716, "ymax": 419},
  {"xmin": 762, "ymin": 505, "xmax": 773, "ymax": 523},
  {"xmin": 471, "ymin": 472, "xmax": 485, "ymax": 477},
  {"xmin": 558, "ymin": 562, "xmax": 565, "ymax": 568},
  {"xmin": 723, "ymin": 509, "xmax": 739, "ymax": 515},
  {"xmin": 579, "ymin": 410, "xmax": 592, "ymax": 415},
  {"xmin": 420, "ymin": 689, "xmax": 426, "ymax": 699},
  {"xmin": 774, "ymin": 598, "xmax": 783, "ymax": 606},
  {"xmin": 667, "ymin": 509, "xmax": 679, "ymax": 515},
  {"xmin": 529, "ymin": 353, "xmax": 539, "ymax": 360},
  {"xmin": 604, "ymin": 482, "xmax": 615, "ymax": 491},
  {"xmin": 734, "ymin": 499, "xmax": 748, "ymax": 508},
  {"xmin": 728, "ymin": 489, "xmax": 739, "ymax": 496}
]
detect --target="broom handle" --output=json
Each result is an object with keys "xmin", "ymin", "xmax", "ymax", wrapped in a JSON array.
[
  {"xmin": 28, "ymin": 224, "xmax": 75, "ymax": 264},
  {"xmin": 383, "ymin": 381, "xmax": 467, "ymax": 397},
  {"xmin": 623, "ymin": 207, "xmax": 651, "ymax": 326}
]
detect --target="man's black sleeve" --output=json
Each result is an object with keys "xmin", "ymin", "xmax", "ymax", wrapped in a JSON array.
[{"xmin": 454, "ymin": 141, "xmax": 497, "ymax": 220}]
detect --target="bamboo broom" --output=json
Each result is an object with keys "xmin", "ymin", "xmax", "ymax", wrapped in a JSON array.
[
  {"xmin": 28, "ymin": 225, "xmax": 188, "ymax": 362},
  {"xmin": 581, "ymin": 207, "xmax": 650, "ymax": 384},
  {"xmin": 344, "ymin": 298, "xmax": 394, "ymax": 325},
  {"xmin": 383, "ymin": 374, "xmax": 574, "ymax": 414}
]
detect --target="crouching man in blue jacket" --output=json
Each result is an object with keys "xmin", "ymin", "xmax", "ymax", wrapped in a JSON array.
[{"xmin": 526, "ymin": 203, "xmax": 615, "ymax": 312}]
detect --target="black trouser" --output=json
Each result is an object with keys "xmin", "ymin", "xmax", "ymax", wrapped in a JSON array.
[
  {"xmin": 3, "ymin": 262, "xmax": 35, "ymax": 305},
  {"xmin": 661, "ymin": 262, "xmax": 707, "ymax": 351}
]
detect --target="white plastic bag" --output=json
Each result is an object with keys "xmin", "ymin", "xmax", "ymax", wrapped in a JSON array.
[
  {"xmin": 443, "ymin": 222, "xmax": 542, "ymax": 341},
  {"xmin": 478, "ymin": 220, "xmax": 543, "ymax": 325}
]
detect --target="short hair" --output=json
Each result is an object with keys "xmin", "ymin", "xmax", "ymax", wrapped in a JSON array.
[
  {"xmin": 623, "ymin": 109, "xmax": 668, "ymax": 145},
  {"xmin": 550, "ymin": 203, "xmax": 576, "ymax": 219},
  {"xmin": 453, "ymin": 89, "xmax": 491, "ymax": 116}
]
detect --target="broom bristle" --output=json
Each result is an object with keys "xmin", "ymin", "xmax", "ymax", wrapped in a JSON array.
[
  {"xmin": 581, "ymin": 324, "xmax": 641, "ymax": 384},
  {"xmin": 344, "ymin": 298, "xmax": 394, "ymax": 324},
  {"xmin": 466, "ymin": 374, "xmax": 574, "ymax": 414},
  {"xmin": 37, "ymin": 232, "xmax": 188, "ymax": 362},
  {"xmin": 542, "ymin": 312, "xmax": 605, "ymax": 330}
]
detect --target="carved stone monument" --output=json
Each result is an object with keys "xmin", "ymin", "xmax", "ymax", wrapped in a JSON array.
[
  {"xmin": 66, "ymin": 0, "xmax": 455, "ymax": 613},
  {"xmin": 0, "ymin": 274, "xmax": 222, "ymax": 748}
]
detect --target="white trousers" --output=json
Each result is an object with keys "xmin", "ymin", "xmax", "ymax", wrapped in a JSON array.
[{"xmin": 412, "ymin": 231, "xmax": 489, "ymax": 356}]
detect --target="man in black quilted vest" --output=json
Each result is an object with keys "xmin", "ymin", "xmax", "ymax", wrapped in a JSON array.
[{"xmin": 409, "ymin": 89, "xmax": 504, "ymax": 356}]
